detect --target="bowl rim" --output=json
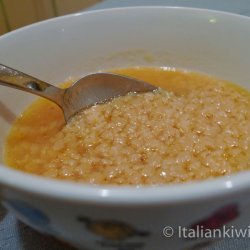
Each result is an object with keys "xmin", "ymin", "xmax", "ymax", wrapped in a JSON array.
[
  {"xmin": 1, "ymin": 5, "xmax": 250, "ymax": 41},
  {"xmin": 0, "ymin": 165, "xmax": 250, "ymax": 205},
  {"xmin": 0, "ymin": 6, "xmax": 250, "ymax": 205}
]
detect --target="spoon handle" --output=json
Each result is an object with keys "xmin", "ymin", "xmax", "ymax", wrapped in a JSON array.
[{"xmin": 0, "ymin": 64, "xmax": 64, "ymax": 108}]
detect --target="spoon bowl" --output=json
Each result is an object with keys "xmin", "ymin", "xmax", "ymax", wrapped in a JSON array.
[{"xmin": 0, "ymin": 64, "xmax": 156, "ymax": 122}]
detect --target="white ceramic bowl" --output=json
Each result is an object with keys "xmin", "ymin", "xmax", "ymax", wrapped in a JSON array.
[{"xmin": 0, "ymin": 7, "xmax": 250, "ymax": 250}]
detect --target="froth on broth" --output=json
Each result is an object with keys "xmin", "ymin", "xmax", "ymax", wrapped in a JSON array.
[{"xmin": 4, "ymin": 67, "xmax": 250, "ymax": 185}]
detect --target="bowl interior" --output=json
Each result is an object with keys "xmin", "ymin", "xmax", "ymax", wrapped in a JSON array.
[{"xmin": 0, "ymin": 7, "xmax": 250, "ymax": 194}]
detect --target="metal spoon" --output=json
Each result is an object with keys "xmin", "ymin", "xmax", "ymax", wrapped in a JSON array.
[{"xmin": 0, "ymin": 64, "xmax": 156, "ymax": 122}]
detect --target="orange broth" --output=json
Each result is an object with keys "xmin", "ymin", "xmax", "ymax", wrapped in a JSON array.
[{"xmin": 4, "ymin": 67, "xmax": 250, "ymax": 185}]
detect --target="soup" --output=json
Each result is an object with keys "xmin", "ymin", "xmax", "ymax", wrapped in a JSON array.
[{"xmin": 4, "ymin": 67, "xmax": 250, "ymax": 185}]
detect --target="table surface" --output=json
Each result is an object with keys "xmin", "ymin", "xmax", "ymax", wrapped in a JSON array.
[{"xmin": 1, "ymin": 1, "xmax": 250, "ymax": 249}]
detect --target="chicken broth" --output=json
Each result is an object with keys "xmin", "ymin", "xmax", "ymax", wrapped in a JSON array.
[{"xmin": 4, "ymin": 67, "xmax": 250, "ymax": 185}]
